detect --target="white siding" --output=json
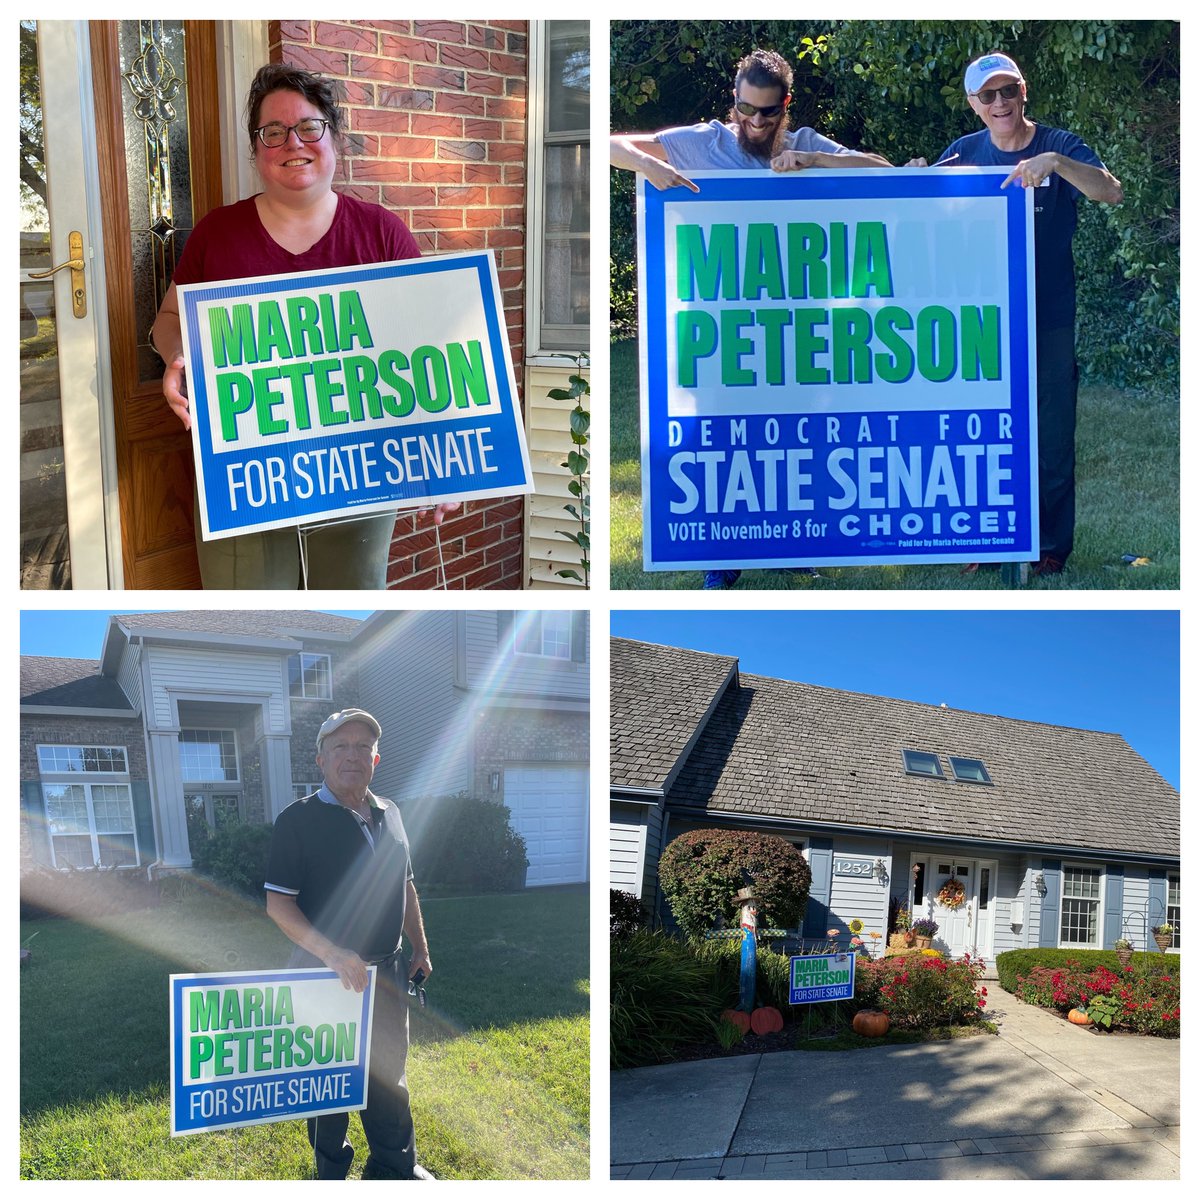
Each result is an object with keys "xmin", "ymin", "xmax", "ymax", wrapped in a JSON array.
[
  {"xmin": 828, "ymin": 838, "xmax": 890, "ymax": 954},
  {"xmin": 474, "ymin": 611, "xmax": 589, "ymax": 701},
  {"xmin": 355, "ymin": 613, "xmax": 470, "ymax": 801},
  {"xmin": 116, "ymin": 643, "xmax": 142, "ymax": 709},
  {"xmin": 992, "ymin": 856, "xmax": 1029, "ymax": 955},
  {"xmin": 144, "ymin": 647, "xmax": 288, "ymax": 731},
  {"xmin": 610, "ymin": 804, "xmax": 648, "ymax": 895},
  {"xmin": 524, "ymin": 362, "xmax": 589, "ymax": 589}
]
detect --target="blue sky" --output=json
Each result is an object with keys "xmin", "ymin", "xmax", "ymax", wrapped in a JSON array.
[{"xmin": 610, "ymin": 610, "xmax": 1180, "ymax": 787}]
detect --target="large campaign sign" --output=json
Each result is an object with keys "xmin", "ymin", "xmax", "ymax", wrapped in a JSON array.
[
  {"xmin": 638, "ymin": 168, "xmax": 1038, "ymax": 569},
  {"xmin": 179, "ymin": 251, "xmax": 533, "ymax": 540},
  {"xmin": 170, "ymin": 967, "xmax": 376, "ymax": 1135}
]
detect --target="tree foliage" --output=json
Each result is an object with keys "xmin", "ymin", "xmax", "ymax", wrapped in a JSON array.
[
  {"xmin": 610, "ymin": 20, "xmax": 1178, "ymax": 387},
  {"xmin": 658, "ymin": 827, "xmax": 811, "ymax": 938}
]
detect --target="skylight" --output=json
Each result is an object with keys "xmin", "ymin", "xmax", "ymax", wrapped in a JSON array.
[
  {"xmin": 950, "ymin": 756, "xmax": 992, "ymax": 785},
  {"xmin": 902, "ymin": 749, "xmax": 943, "ymax": 778}
]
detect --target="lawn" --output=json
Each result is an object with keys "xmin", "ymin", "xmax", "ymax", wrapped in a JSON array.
[
  {"xmin": 20, "ymin": 886, "xmax": 589, "ymax": 1180},
  {"xmin": 610, "ymin": 337, "xmax": 1180, "ymax": 590}
]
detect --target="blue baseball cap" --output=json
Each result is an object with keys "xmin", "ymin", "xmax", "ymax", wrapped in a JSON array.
[{"xmin": 964, "ymin": 53, "xmax": 1024, "ymax": 95}]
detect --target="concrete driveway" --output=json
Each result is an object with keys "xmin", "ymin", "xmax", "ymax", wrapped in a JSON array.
[{"xmin": 610, "ymin": 996, "xmax": 1179, "ymax": 1179}]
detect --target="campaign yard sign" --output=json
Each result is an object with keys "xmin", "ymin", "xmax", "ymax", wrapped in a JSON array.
[
  {"xmin": 788, "ymin": 952, "xmax": 857, "ymax": 1006},
  {"xmin": 637, "ymin": 168, "xmax": 1039, "ymax": 570},
  {"xmin": 170, "ymin": 967, "xmax": 376, "ymax": 1136},
  {"xmin": 179, "ymin": 251, "xmax": 533, "ymax": 540}
]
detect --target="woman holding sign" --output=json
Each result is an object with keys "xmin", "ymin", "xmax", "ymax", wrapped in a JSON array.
[{"xmin": 151, "ymin": 64, "xmax": 456, "ymax": 589}]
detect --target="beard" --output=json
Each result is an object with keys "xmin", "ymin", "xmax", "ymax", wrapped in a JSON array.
[{"xmin": 731, "ymin": 108, "xmax": 790, "ymax": 161}]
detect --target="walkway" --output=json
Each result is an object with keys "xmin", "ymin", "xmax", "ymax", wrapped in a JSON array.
[{"xmin": 610, "ymin": 996, "xmax": 1179, "ymax": 1179}]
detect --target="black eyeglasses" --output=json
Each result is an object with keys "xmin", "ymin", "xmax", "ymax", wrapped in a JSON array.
[
  {"xmin": 254, "ymin": 118, "xmax": 330, "ymax": 148},
  {"xmin": 733, "ymin": 99, "xmax": 786, "ymax": 119},
  {"xmin": 971, "ymin": 83, "xmax": 1021, "ymax": 106}
]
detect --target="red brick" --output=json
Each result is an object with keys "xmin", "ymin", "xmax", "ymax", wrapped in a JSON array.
[
  {"xmin": 506, "ymin": 32, "xmax": 528, "ymax": 55},
  {"xmin": 340, "ymin": 183, "xmax": 382, "ymax": 205},
  {"xmin": 381, "ymin": 184, "xmax": 438, "ymax": 207},
  {"xmin": 461, "ymin": 561, "xmax": 508, "ymax": 590},
  {"xmin": 464, "ymin": 118, "xmax": 502, "ymax": 142},
  {"xmin": 502, "ymin": 120, "xmax": 527, "ymax": 142},
  {"xmin": 437, "ymin": 185, "xmax": 488, "ymax": 205},
  {"xmin": 489, "ymin": 51, "xmax": 527, "ymax": 76},
  {"xmin": 414, "ymin": 231, "xmax": 439, "ymax": 254},
  {"xmin": 465, "ymin": 207, "xmax": 503, "ymax": 228},
  {"xmin": 440, "ymin": 43, "xmax": 491, "ymax": 72},
  {"xmin": 435, "ymin": 91, "xmax": 488, "ymax": 116},
  {"xmin": 410, "ymin": 113, "xmax": 465, "ymax": 138},
  {"xmin": 315, "ymin": 23, "xmax": 376, "ymax": 52},
  {"xmin": 463, "ymin": 162, "xmax": 503, "ymax": 184},
  {"xmin": 377, "ymin": 135, "xmax": 439, "ymax": 157},
  {"xmin": 503, "ymin": 165, "xmax": 526, "ymax": 185},
  {"xmin": 411, "ymin": 161, "xmax": 464, "ymax": 183},
  {"xmin": 436, "ymin": 230, "xmax": 486, "ymax": 251},
  {"xmin": 487, "ymin": 96, "xmax": 526, "ymax": 120},
  {"xmin": 279, "ymin": 45, "xmax": 349, "ymax": 75},
  {"xmin": 497, "ymin": 267, "xmax": 524, "ymax": 292},
  {"xmin": 490, "ymin": 20, "xmax": 528, "ymax": 32},
  {"xmin": 277, "ymin": 20, "xmax": 312, "ymax": 43},
  {"xmin": 487, "ymin": 141, "xmax": 526, "ymax": 163},
  {"xmin": 351, "ymin": 106, "xmax": 406, "ymax": 133},
  {"xmin": 351, "ymin": 159, "xmax": 410, "ymax": 184},
  {"xmin": 489, "ymin": 185, "xmax": 524, "ymax": 205},
  {"xmin": 413, "ymin": 65, "xmax": 466, "ymax": 92},
  {"xmin": 342, "ymin": 81, "xmax": 374, "ymax": 106},
  {"xmin": 441, "ymin": 140, "xmax": 487, "ymax": 162},
  {"xmin": 469, "ymin": 25, "xmax": 505, "ymax": 49},
  {"xmin": 438, "ymin": 510, "xmax": 487, "ymax": 539},
  {"xmin": 380, "ymin": 34, "xmax": 439, "ymax": 63},
  {"xmin": 414, "ymin": 20, "xmax": 466, "ymax": 44},
  {"xmin": 502, "ymin": 206, "xmax": 525, "ymax": 226},
  {"xmin": 411, "ymin": 207, "xmax": 464, "ymax": 230},
  {"xmin": 466, "ymin": 526, "xmax": 505, "ymax": 554},
  {"xmin": 379, "ymin": 87, "xmax": 434, "ymax": 111},
  {"xmin": 344, "ymin": 133, "xmax": 381, "ymax": 158},
  {"xmin": 465, "ymin": 72, "xmax": 505, "ymax": 96},
  {"xmin": 506, "ymin": 76, "xmax": 527, "ymax": 98},
  {"xmin": 351, "ymin": 55, "xmax": 412, "ymax": 85}
]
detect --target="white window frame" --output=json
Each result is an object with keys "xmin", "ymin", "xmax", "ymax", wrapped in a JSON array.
[
  {"xmin": 37, "ymin": 742, "xmax": 139, "ymax": 869},
  {"xmin": 1167, "ymin": 874, "xmax": 1180, "ymax": 949},
  {"xmin": 178, "ymin": 728, "xmax": 241, "ymax": 784},
  {"xmin": 525, "ymin": 19, "xmax": 589, "ymax": 358},
  {"xmin": 1059, "ymin": 862, "xmax": 1105, "ymax": 949},
  {"xmin": 513, "ymin": 610, "xmax": 573, "ymax": 660},
  {"xmin": 288, "ymin": 652, "xmax": 333, "ymax": 700}
]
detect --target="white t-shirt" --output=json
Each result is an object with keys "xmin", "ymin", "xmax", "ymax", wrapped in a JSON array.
[{"xmin": 657, "ymin": 119, "xmax": 852, "ymax": 171}]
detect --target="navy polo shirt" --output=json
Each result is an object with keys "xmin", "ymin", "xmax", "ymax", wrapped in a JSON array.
[{"xmin": 264, "ymin": 789, "xmax": 413, "ymax": 960}]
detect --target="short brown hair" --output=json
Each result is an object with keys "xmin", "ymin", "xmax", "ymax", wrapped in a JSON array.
[{"xmin": 246, "ymin": 63, "xmax": 344, "ymax": 151}]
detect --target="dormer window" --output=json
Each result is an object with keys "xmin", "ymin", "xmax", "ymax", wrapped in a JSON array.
[
  {"xmin": 903, "ymin": 749, "xmax": 943, "ymax": 778},
  {"xmin": 950, "ymin": 756, "xmax": 992, "ymax": 785}
]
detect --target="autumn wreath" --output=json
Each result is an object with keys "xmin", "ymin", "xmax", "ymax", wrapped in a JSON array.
[{"xmin": 936, "ymin": 878, "xmax": 966, "ymax": 909}]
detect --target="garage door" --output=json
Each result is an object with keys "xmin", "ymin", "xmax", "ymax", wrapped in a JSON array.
[{"xmin": 504, "ymin": 766, "xmax": 588, "ymax": 886}]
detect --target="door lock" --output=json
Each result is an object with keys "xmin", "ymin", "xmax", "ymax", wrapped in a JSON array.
[{"xmin": 28, "ymin": 230, "xmax": 87, "ymax": 318}]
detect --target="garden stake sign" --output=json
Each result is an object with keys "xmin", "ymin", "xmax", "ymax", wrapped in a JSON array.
[
  {"xmin": 170, "ymin": 967, "xmax": 376, "ymax": 1135},
  {"xmin": 637, "ymin": 168, "xmax": 1038, "ymax": 571},
  {"xmin": 178, "ymin": 252, "xmax": 533, "ymax": 540}
]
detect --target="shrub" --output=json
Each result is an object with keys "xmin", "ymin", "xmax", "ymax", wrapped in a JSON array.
[
  {"xmin": 690, "ymin": 935, "xmax": 794, "ymax": 1011},
  {"xmin": 611, "ymin": 888, "xmax": 646, "ymax": 938},
  {"xmin": 658, "ymin": 828, "xmax": 812, "ymax": 938},
  {"xmin": 856, "ymin": 953, "xmax": 988, "ymax": 1029},
  {"xmin": 611, "ymin": 930, "xmax": 724, "ymax": 1067},
  {"xmin": 410, "ymin": 794, "xmax": 529, "ymax": 894},
  {"xmin": 996, "ymin": 947, "xmax": 1180, "ymax": 993},
  {"xmin": 192, "ymin": 822, "xmax": 274, "ymax": 897}
]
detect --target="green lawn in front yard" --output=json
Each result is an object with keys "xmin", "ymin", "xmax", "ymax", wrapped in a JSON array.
[
  {"xmin": 610, "ymin": 337, "xmax": 1180, "ymax": 590},
  {"xmin": 20, "ymin": 887, "xmax": 588, "ymax": 1180}
]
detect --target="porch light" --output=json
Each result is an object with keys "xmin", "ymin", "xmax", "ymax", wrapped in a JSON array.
[
  {"xmin": 874, "ymin": 858, "xmax": 887, "ymax": 882},
  {"xmin": 1032, "ymin": 872, "xmax": 1046, "ymax": 896},
  {"xmin": 489, "ymin": 771, "xmax": 501, "ymax": 793}
]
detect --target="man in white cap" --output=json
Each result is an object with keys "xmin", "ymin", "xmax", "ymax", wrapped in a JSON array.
[
  {"xmin": 264, "ymin": 708, "xmax": 434, "ymax": 1179},
  {"xmin": 911, "ymin": 52, "xmax": 1123, "ymax": 576}
]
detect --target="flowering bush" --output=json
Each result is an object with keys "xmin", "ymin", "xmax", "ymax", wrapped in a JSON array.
[
  {"xmin": 856, "ymin": 952, "xmax": 987, "ymax": 1029},
  {"xmin": 1014, "ymin": 959, "xmax": 1180, "ymax": 1037}
]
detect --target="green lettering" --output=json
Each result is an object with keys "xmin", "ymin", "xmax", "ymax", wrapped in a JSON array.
[
  {"xmin": 255, "ymin": 301, "xmax": 293, "ymax": 362},
  {"xmin": 278, "ymin": 361, "xmax": 316, "ymax": 431},
  {"xmin": 377, "ymin": 350, "xmax": 415, "ymax": 417},
  {"xmin": 829, "ymin": 223, "xmax": 849, "ymax": 298},
  {"xmin": 335, "ymin": 1022, "xmax": 357, "ymax": 1061},
  {"xmin": 252, "ymin": 366, "xmax": 288, "ymax": 436},
  {"xmin": 412, "ymin": 347, "xmax": 451, "ymax": 413},
  {"xmin": 343, "ymin": 355, "xmax": 382, "ymax": 421},
  {"xmin": 216, "ymin": 372, "xmax": 255, "ymax": 443},
  {"xmin": 190, "ymin": 1034, "xmax": 214, "ymax": 1079},
  {"xmin": 831, "ymin": 308, "xmax": 873, "ymax": 384},
  {"xmin": 220, "ymin": 989, "xmax": 242, "ymax": 1031},
  {"xmin": 208, "ymin": 304, "xmax": 258, "ymax": 369},
  {"xmin": 274, "ymin": 987, "xmax": 293, "ymax": 1026},
  {"xmin": 285, "ymin": 296, "xmax": 324, "ymax": 356},
  {"xmin": 756, "ymin": 308, "xmax": 792, "ymax": 385},
  {"xmin": 786, "ymin": 224, "xmax": 828, "ymax": 299},
  {"xmin": 243, "ymin": 988, "xmax": 264, "ymax": 1029},
  {"xmin": 743, "ymin": 224, "xmax": 785, "ymax": 300},
  {"xmin": 447, "ymin": 340, "xmax": 490, "ymax": 407},
  {"xmin": 676, "ymin": 223, "xmax": 738, "ymax": 302},
  {"xmin": 851, "ymin": 221, "xmax": 894, "ymax": 297},
  {"xmin": 960, "ymin": 305, "xmax": 1001, "ymax": 381},
  {"xmin": 793, "ymin": 309, "xmax": 830, "ymax": 384},
  {"xmin": 874, "ymin": 306, "xmax": 915, "ymax": 383},
  {"xmin": 338, "ymin": 290, "xmax": 374, "ymax": 351},
  {"xmin": 720, "ymin": 308, "xmax": 756, "ymax": 386},
  {"xmin": 190, "ymin": 991, "xmax": 222, "ymax": 1033},
  {"xmin": 676, "ymin": 311, "xmax": 718, "ymax": 387},
  {"xmin": 917, "ymin": 305, "xmax": 957, "ymax": 382}
]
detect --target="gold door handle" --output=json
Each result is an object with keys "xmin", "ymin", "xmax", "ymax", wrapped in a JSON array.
[{"xmin": 28, "ymin": 230, "xmax": 87, "ymax": 318}]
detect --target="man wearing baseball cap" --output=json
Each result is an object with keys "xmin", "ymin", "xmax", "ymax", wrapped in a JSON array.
[
  {"xmin": 264, "ymin": 709, "xmax": 434, "ymax": 1179},
  {"xmin": 910, "ymin": 52, "xmax": 1124, "ymax": 576}
]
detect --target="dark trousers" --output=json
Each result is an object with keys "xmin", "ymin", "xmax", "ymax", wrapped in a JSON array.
[
  {"xmin": 289, "ymin": 950, "xmax": 416, "ymax": 1179},
  {"xmin": 1035, "ymin": 326, "xmax": 1080, "ymax": 563}
]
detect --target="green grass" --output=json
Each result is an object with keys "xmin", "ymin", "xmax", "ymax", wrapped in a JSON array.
[
  {"xmin": 610, "ymin": 338, "xmax": 1179, "ymax": 590},
  {"xmin": 20, "ymin": 888, "xmax": 588, "ymax": 1179}
]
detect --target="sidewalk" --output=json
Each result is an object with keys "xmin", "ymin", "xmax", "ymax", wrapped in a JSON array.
[{"xmin": 610, "ymin": 997, "xmax": 1179, "ymax": 1179}]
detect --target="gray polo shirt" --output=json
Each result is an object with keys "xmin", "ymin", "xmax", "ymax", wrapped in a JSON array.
[{"xmin": 657, "ymin": 120, "xmax": 852, "ymax": 171}]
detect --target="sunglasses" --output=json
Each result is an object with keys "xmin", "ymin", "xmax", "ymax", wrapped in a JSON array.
[
  {"xmin": 971, "ymin": 82, "xmax": 1022, "ymax": 106},
  {"xmin": 733, "ymin": 99, "xmax": 786, "ymax": 119}
]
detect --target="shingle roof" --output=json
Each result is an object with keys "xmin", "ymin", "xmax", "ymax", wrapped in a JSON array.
[
  {"xmin": 114, "ymin": 611, "xmax": 361, "ymax": 638},
  {"xmin": 21, "ymin": 657, "xmax": 134, "ymax": 711},
  {"xmin": 612, "ymin": 640, "xmax": 1179, "ymax": 858},
  {"xmin": 610, "ymin": 638, "xmax": 738, "ymax": 792}
]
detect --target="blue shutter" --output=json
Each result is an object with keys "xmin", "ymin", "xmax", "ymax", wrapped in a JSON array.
[
  {"xmin": 804, "ymin": 838, "xmax": 833, "ymax": 938},
  {"xmin": 1039, "ymin": 859, "xmax": 1062, "ymax": 947},
  {"xmin": 1103, "ymin": 865, "xmax": 1124, "ymax": 950}
]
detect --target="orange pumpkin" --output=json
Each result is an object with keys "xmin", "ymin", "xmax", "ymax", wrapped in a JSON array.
[
  {"xmin": 751, "ymin": 1007, "xmax": 784, "ymax": 1035},
  {"xmin": 721, "ymin": 1009, "xmax": 751, "ymax": 1032},
  {"xmin": 1068, "ymin": 1008, "xmax": 1093, "ymax": 1026},
  {"xmin": 852, "ymin": 1009, "xmax": 891, "ymax": 1038}
]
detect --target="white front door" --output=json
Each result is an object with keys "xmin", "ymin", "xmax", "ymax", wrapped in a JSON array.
[
  {"xmin": 20, "ymin": 20, "xmax": 116, "ymax": 588},
  {"xmin": 929, "ymin": 858, "xmax": 977, "ymax": 957}
]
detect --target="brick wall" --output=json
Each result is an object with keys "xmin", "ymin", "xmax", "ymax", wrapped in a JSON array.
[
  {"xmin": 269, "ymin": 19, "xmax": 530, "ymax": 590},
  {"xmin": 471, "ymin": 706, "xmax": 588, "ymax": 802}
]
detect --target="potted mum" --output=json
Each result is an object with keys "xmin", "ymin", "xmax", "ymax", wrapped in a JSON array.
[
  {"xmin": 911, "ymin": 916, "xmax": 939, "ymax": 949},
  {"xmin": 1152, "ymin": 924, "xmax": 1174, "ymax": 952}
]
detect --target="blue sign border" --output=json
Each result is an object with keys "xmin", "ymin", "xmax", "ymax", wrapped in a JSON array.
[
  {"xmin": 181, "ymin": 253, "xmax": 531, "ymax": 538},
  {"xmin": 638, "ymin": 168, "xmax": 1039, "ymax": 569},
  {"xmin": 170, "ymin": 968, "xmax": 374, "ymax": 1136}
]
